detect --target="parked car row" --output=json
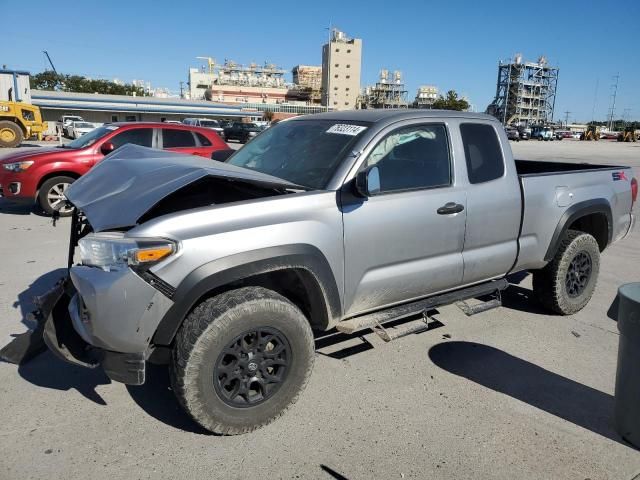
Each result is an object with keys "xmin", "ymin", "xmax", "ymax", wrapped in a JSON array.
[
  {"xmin": 0, "ymin": 122, "xmax": 231, "ymax": 214},
  {"xmin": 504, "ymin": 126, "xmax": 583, "ymax": 141}
]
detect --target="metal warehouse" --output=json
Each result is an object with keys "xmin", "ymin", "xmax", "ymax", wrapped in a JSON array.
[{"xmin": 31, "ymin": 90, "xmax": 262, "ymax": 133}]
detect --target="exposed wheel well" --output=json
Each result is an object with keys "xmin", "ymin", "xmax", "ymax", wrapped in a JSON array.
[
  {"xmin": 189, "ymin": 268, "xmax": 330, "ymax": 332},
  {"xmin": 36, "ymin": 171, "xmax": 81, "ymax": 193},
  {"xmin": 568, "ymin": 212, "xmax": 609, "ymax": 251}
]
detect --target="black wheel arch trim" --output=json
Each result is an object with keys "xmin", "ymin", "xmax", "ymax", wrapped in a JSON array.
[
  {"xmin": 152, "ymin": 244, "xmax": 342, "ymax": 346},
  {"xmin": 544, "ymin": 198, "xmax": 613, "ymax": 262}
]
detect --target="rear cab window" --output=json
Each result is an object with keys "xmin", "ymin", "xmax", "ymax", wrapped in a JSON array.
[{"xmin": 460, "ymin": 123, "xmax": 505, "ymax": 184}]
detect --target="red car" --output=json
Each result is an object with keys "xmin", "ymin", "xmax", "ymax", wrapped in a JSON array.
[{"xmin": 0, "ymin": 122, "xmax": 230, "ymax": 215}]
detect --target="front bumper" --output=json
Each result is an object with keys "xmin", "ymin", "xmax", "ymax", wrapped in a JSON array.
[
  {"xmin": 40, "ymin": 264, "xmax": 175, "ymax": 385},
  {"xmin": 39, "ymin": 278, "xmax": 146, "ymax": 384}
]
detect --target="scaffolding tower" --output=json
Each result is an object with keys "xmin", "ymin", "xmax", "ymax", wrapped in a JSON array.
[
  {"xmin": 487, "ymin": 54, "xmax": 559, "ymax": 126},
  {"xmin": 359, "ymin": 70, "xmax": 409, "ymax": 109}
]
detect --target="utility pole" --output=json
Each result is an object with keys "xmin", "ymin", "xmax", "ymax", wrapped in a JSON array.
[
  {"xmin": 563, "ymin": 110, "xmax": 571, "ymax": 128},
  {"xmin": 179, "ymin": 81, "xmax": 184, "ymax": 99},
  {"xmin": 590, "ymin": 78, "xmax": 599, "ymax": 123},
  {"xmin": 323, "ymin": 23, "xmax": 332, "ymax": 110},
  {"xmin": 607, "ymin": 73, "xmax": 619, "ymax": 131}
]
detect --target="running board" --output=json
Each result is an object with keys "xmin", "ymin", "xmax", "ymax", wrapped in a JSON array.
[
  {"xmin": 336, "ymin": 279, "xmax": 508, "ymax": 336},
  {"xmin": 456, "ymin": 290, "xmax": 502, "ymax": 316}
]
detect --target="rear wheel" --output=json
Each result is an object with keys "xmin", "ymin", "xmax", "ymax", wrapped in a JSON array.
[
  {"xmin": 0, "ymin": 121, "xmax": 23, "ymax": 148},
  {"xmin": 532, "ymin": 230, "xmax": 600, "ymax": 315},
  {"xmin": 170, "ymin": 287, "xmax": 315, "ymax": 435},
  {"xmin": 38, "ymin": 176, "xmax": 76, "ymax": 216}
]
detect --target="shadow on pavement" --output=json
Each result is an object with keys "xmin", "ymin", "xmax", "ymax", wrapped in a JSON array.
[
  {"xmin": 127, "ymin": 363, "xmax": 208, "ymax": 434},
  {"xmin": 0, "ymin": 199, "xmax": 34, "ymax": 216},
  {"xmin": 501, "ymin": 284, "xmax": 550, "ymax": 315},
  {"xmin": 320, "ymin": 464, "xmax": 350, "ymax": 480},
  {"xmin": 17, "ymin": 350, "xmax": 111, "ymax": 404},
  {"xmin": 428, "ymin": 341, "xmax": 633, "ymax": 448}
]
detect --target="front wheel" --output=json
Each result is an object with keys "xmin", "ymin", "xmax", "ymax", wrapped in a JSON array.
[
  {"xmin": 0, "ymin": 121, "xmax": 23, "ymax": 148},
  {"xmin": 38, "ymin": 176, "xmax": 76, "ymax": 216},
  {"xmin": 170, "ymin": 287, "xmax": 315, "ymax": 435},
  {"xmin": 532, "ymin": 230, "xmax": 600, "ymax": 315}
]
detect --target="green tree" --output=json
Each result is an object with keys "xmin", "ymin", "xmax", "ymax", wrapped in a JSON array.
[
  {"xmin": 29, "ymin": 70, "xmax": 146, "ymax": 96},
  {"xmin": 30, "ymin": 70, "xmax": 64, "ymax": 90},
  {"xmin": 432, "ymin": 90, "xmax": 470, "ymax": 111}
]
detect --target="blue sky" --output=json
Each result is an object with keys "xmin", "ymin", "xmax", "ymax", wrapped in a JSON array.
[{"xmin": 2, "ymin": 0, "xmax": 638, "ymax": 122}]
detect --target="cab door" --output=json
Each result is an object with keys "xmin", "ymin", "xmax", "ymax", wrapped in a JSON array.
[
  {"xmin": 341, "ymin": 122, "xmax": 467, "ymax": 316},
  {"xmin": 458, "ymin": 122, "xmax": 521, "ymax": 284}
]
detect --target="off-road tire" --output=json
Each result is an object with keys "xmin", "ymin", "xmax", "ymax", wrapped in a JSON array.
[
  {"xmin": 37, "ymin": 176, "xmax": 76, "ymax": 216},
  {"xmin": 170, "ymin": 287, "xmax": 315, "ymax": 435},
  {"xmin": 0, "ymin": 121, "xmax": 23, "ymax": 148},
  {"xmin": 532, "ymin": 229, "xmax": 600, "ymax": 315}
]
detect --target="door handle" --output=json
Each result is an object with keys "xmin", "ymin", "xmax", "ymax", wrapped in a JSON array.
[{"xmin": 437, "ymin": 202, "xmax": 464, "ymax": 215}]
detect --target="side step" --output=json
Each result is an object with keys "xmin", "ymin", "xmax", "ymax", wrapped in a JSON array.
[
  {"xmin": 456, "ymin": 290, "xmax": 502, "ymax": 316},
  {"xmin": 336, "ymin": 278, "xmax": 508, "ymax": 336}
]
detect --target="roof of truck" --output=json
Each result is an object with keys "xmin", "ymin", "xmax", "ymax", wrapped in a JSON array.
[{"xmin": 291, "ymin": 109, "xmax": 498, "ymax": 123}]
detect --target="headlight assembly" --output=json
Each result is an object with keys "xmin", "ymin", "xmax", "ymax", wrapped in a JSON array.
[
  {"xmin": 3, "ymin": 161, "xmax": 34, "ymax": 172},
  {"xmin": 78, "ymin": 233, "xmax": 176, "ymax": 272}
]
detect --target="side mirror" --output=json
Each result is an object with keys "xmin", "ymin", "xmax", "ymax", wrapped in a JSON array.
[
  {"xmin": 211, "ymin": 149, "xmax": 234, "ymax": 162},
  {"xmin": 355, "ymin": 166, "xmax": 381, "ymax": 197},
  {"xmin": 100, "ymin": 142, "xmax": 115, "ymax": 155}
]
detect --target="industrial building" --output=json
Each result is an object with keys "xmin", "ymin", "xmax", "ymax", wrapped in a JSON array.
[
  {"xmin": 188, "ymin": 57, "xmax": 329, "ymax": 116},
  {"xmin": 291, "ymin": 65, "xmax": 322, "ymax": 104},
  {"xmin": 189, "ymin": 58, "xmax": 289, "ymax": 104},
  {"xmin": 413, "ymin": 85, "xmax": 438, "ymax": 108},
  {"xmin": 487, "ymin": 54, "xmax": 559, "ymax": 126},
  {"xmin": 321, "ymin": 29, "xmax": 362, "ymax": 110},
  {"xmin": 359, "ymin": 70, "xmax": 409, "ymax": 109}
]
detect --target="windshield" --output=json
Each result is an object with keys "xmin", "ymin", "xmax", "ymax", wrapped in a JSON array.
[
  {"xmin": 65, "ymin": 117, "xmax": 83, "ymax": 122},
  {"xmin": 65, "ymin": 125, "xmax": 118, "ymax": 149},
  {"xmin": 75, "ymin": 122, "xmax": 94, "ymax": 128},
  {"xmin": 227, "ymin": 119, "xmax": 369, "ymax": 189},
  {"xmin": 199, "ymin": 120, "xmax": 220, "ymax": 127}
]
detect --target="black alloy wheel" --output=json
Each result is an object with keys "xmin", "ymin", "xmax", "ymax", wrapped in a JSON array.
[
  {"xmin": 214, "ymin": 327, "xmax": 291, "ymax": 407},
  {"xmin": 565, "ymin": 251, "xmax": 592, "ymax": 298}
]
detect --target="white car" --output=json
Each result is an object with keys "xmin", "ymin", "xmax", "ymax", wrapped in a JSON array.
[
  {"xmin": 57, "ymin": 115, "xmax": 85, "ymax": 137},
  {"xmin": 68, "ymin": 121, "xmax": 96, "ymax": 139},
  {"xmin": 182, "ymin": 118, "xmax": 224, "ymax": 134}
]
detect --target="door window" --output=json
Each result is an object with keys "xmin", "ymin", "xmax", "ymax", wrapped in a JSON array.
[
  {"xmin": 460, "ymin": 123, "xmax": 505, "ymax": 184},
  {"xmin": 162, "ymin": 129, "xmax": 196, "ymax": 148},
  {"xmin": 366, "ymin": 124, "xmax": 451, "ymax": 193},
  {"xmin": 109, "ymin": 128, "xmax": 153, "ymax": 150}
]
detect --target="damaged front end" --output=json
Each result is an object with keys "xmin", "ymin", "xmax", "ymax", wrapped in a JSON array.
[
  {"xmin": 1, "ymin": 211, "xmax": 146, "ymax": 384},
  {"xmin": 2, "ymin": 145, "xmax": 302, "ymax": 384}
]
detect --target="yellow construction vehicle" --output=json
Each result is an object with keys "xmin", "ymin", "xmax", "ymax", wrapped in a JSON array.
[
  {"xmin": 617, "ymin": 126, "xmax": 637, "ymax": 142},
  {"xmin": 580, "ymin": 125, "xmax": 599, "ymax": 141},
  {"xmin": 0, "ymin": 69, "xmax": 48, "ymax": 148}
]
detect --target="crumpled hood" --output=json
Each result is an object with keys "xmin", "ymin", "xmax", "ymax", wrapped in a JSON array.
[{"xmin": 65, "ymin": 144, "xmax": 303, "ymax": 231}]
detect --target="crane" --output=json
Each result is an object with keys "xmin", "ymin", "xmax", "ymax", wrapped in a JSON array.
[
  {"xmin": 196, "ymin": 57, "xmax": 216, "ymax": 74},
  {"xmin": 43, "ymin": 50, "xmax": 58, "ymax": 75}
]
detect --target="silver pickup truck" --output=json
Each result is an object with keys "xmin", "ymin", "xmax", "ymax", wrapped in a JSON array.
[{"xmin": 5, "ymin": 110, "xmax": 636, "ymax": 435}]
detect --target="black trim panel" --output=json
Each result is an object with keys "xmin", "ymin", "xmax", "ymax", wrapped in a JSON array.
[
  {"xmin": 152, "ymin": 244, "xmax": 341, "ymax": 345},
  {"xmin": 544, "ymin": 198, "xmax": 613, "ymax": 261}
]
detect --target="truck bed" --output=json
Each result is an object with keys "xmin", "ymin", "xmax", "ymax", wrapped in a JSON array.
[
  {"xmin": 515, "ymin": 159, "xmax": 625, "ymax": 176},
  {"xmin": 512, "ymin": 160, "xmax": 633, "ymax": 273}
]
